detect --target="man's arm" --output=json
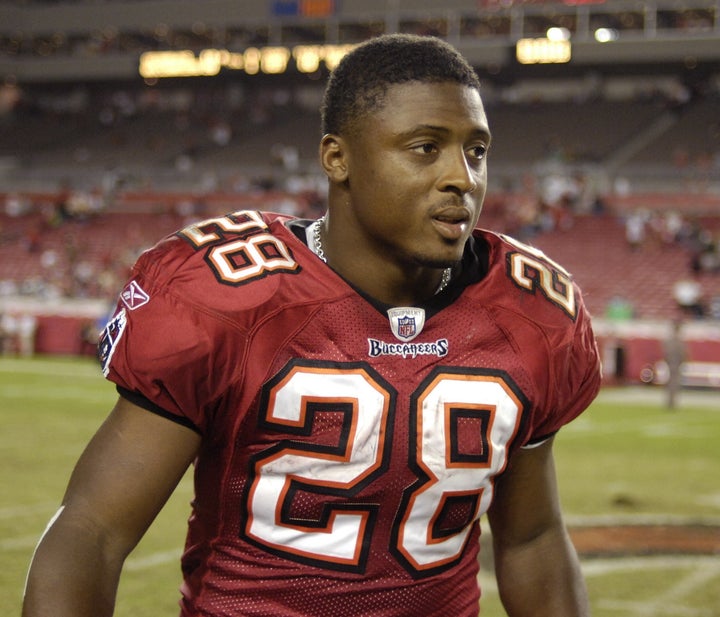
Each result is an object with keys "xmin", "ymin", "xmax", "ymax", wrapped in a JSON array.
[
  {"xmin": 22, "ymin": 395, "xmax": 201, "ymax": 617},
  {"xmin": 487, "ymin": 437, "xmax": 588, "ymax": 617}
]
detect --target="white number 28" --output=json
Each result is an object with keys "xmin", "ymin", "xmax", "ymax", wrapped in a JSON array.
[{"xmin": 243, "ymin": 363, "xmax": 525, "ymax": 576}]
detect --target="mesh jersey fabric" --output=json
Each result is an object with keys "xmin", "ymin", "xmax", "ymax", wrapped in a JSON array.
[{"xmin": 99, "ymin": 210, "xmax": 602, "ymax": 617}]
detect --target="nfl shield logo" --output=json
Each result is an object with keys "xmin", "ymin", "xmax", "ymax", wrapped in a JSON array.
[
  {"xmin": 397, "ymin": 316, "xmax": 416, "ymax": 339},
  {"xmin": 387, "ymin": 307, "xmax": 426, "ymax": 342}
]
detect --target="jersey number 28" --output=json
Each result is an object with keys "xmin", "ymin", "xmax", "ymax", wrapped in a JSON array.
[{"xmin": 242, "ymin": 361, "xmax": 525, "ymax": 577}]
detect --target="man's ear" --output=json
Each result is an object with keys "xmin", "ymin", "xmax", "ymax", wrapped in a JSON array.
[{"xmin": 319, "ymin": 134, "xmax": 349, "ymax": 183}]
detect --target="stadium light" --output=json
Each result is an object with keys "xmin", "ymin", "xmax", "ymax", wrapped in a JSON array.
[
  {"xmin": 547, "ymin": 27, "xmax": 571, "ymax": 41},
  {"xmin": 594, "ymin": 28, "xmax": 619, "ymax": 43},
  {"xmin": 516, "ymin": 37, "xmax": 572, "ymax": 64},
  {"xmin": 139, "ymin": 44, "xmax": 354, "ymax": 78}
]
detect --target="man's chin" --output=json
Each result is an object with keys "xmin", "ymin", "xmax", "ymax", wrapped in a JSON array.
[{"xmin": 416, "ymin": 256, "xmax": 462, "ymax": 271}]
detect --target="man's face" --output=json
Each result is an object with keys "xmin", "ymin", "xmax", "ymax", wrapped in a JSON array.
[{"xmin": 341, "ymin": 80, "xmax": 491, "ymax": 270}]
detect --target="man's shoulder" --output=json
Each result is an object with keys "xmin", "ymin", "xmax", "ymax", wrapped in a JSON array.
[
  {"xmin": 129, "ymin": 210, "xmax": 317, "ymax": 313},
  {"xmin": 474, "ymin": 228, "xmax": 573, "ymax": 276},
  {"xmin": 469, "ymin": 228, "xmax": 587, "ymax": 331}
]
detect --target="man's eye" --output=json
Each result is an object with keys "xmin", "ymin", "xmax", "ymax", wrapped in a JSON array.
[
  {"xmin": 413, "ymin": 143, "xmax": 437, "ymax": 154},
  {"xmin": 468, "ymin": 145, "xmax": 487, "ymax": 160}
]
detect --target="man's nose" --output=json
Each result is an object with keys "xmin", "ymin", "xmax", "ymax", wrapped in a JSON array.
[{"xmin": 438, "ymin": 150, "xmax": 480, "ymax": 194}]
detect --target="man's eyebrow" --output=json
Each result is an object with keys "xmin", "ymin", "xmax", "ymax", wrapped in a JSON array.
[
  {"xmin": 398, "ymin": 124, "xmax": 449, "ymax": 138},
  {"xmin": 471, "ymin": 127, "xmax": 492, "ymax": 143},
  {"xmin": 398, "ymin": 124, "xmax": 491, "ymax": 141}
]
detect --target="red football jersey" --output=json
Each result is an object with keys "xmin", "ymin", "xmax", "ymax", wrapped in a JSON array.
[{"xmin": 99, "ymin": 210, "xmax": 601, "ymax": 617}]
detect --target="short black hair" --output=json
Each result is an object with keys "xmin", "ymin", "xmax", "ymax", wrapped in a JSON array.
[{"xmin": 320, "ymin": 34, "xmax": 481, "ymax": 136}]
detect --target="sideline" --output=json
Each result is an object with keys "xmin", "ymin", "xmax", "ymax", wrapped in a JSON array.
[
  {"xmin": 581, "ymin": 554, "xmax": 720, "ymax": 577},
  {"xmin": 0, "ymin": 356, "xmax": 103, "ymax": 379},
  {"xmin": 596, "ymin": 385, "xmax": 719, "ymax": 409}
]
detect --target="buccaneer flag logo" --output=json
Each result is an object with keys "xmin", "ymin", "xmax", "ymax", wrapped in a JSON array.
[{"xmin": 387, "ymin": 307, "xmax": 426, "ymax": 342}]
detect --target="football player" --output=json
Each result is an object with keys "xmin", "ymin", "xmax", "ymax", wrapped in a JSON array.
[{"xmin": 24, "ymin": 34, "xmax": 601, "ymax": 617}]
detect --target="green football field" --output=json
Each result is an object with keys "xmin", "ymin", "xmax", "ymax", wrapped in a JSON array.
[{"xmin": 2, "ymin": 356, "xmax": 718, "ymax": 616}]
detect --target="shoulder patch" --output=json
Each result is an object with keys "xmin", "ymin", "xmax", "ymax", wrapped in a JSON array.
[
  {"xmin": 98, "ymin": 309, "xmax": 127, "ymax": 376},
  {"xmin": 120, "ymin": 280, "xmax": 150, "ymax": 311}
]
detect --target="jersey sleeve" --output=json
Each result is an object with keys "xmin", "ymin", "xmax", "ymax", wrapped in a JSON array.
[
  {"xmin": 98, "ymin": 237, "xmax": 248, "ymax": 434},
  {"xmin": 528, "ymin": 283, "xmax": 602, "ymax": 444},
  {"xmin": 486, "ymin": 231, "xmax": 602, "ymax": 446}
]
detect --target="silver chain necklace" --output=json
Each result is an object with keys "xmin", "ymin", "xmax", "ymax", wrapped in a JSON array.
[{"xmin": 312, "ymin": 216, "xmax": 452, "ymax": 294}]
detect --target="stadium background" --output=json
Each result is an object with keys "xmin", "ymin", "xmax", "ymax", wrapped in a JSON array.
[
  {"xmin": 0, "ymin": 0, "xmax": 719, "ymax": 389},
  {"xmin": 1, "ymin": 2, "xmax": 720, "ymax": 616}
]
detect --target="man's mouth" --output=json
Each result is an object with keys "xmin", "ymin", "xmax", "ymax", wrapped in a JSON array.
[{"xmin": 432, "ymin": 212, "xmax": 470, "ymax": 240}]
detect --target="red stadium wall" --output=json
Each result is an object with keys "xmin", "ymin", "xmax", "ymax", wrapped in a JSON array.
[
  {"xmin": 5, "ymin": 311, "xmax": 720, "ymax": 390},
  {"xmin": 0, "ymin": 300, "xmax": 107, "ymax": 357},
  {"xmin": 34, "ymin": 315, "xmax": 98, "ymax": 356},
  {"xmin": 595, "ymin": 324, "xmax": 720, "ymax": 388}
]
